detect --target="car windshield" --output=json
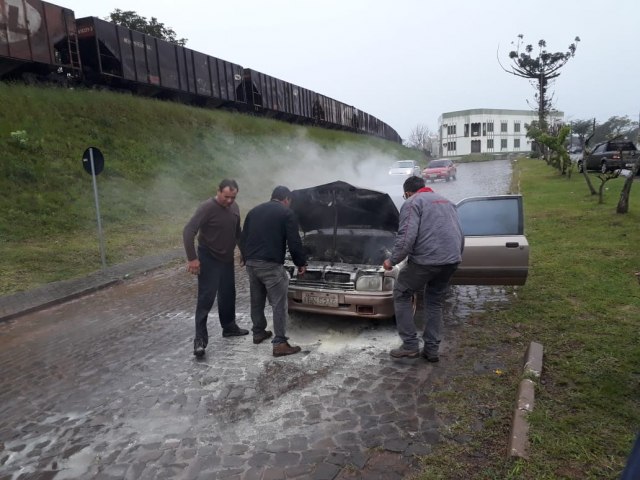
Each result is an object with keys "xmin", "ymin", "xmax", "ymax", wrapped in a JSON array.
[
  {"xmin": 427, "ymin": 160, "xmax": 448, "ymax": 168},
  {"xmin": 392, "ymin": 161, "xmax": 414, "ymax": 168}
]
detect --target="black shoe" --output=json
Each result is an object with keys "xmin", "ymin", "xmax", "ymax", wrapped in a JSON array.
[
  {"xmin": 222, "ymin": 325, "xmax": 249, "ymax": 337},
  {"xmin": 193, "ymin": 338, "xmax": 205, "ymax": 358},
  {"xmin": 422, "ymin": 349, "xmax": 439, "ymax": 363},
  {"xmin": 253, "ymin": 330, "xmax": 273, "ymax": 344}
]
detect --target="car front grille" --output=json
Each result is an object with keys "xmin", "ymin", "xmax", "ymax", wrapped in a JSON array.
[{"xmin": 290, "ymin": 270, "xmax": 355, "ymax": 291}]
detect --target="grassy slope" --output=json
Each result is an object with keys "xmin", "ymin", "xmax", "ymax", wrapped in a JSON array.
[{"xmin": 0, "ymin": 83, "xmax": 416, "ymax": 294}]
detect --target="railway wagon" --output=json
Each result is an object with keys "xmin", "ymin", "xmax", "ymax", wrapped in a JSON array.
[
  {"xmin": 0, "ymin": 0, "xmax": 80, "ymax": 79},
  {"xmin": 75, "ymin": 16, "xmax": 245, "ymax": 107},
  {"xmin": 242, "ymin": 68, "xmax": 314, "ymax": 122}
]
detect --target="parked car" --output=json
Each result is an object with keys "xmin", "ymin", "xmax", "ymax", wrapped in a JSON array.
[
  {"xmin": 422, "ymin": 159, "xmax": 457, "ymax": 182},
  {"xmin": 284, "ymin": 181, "xmax": 529, "ymax": 319},
  {"xmin": 388, "ymin": 160, "xmax": 421, "ymax": 177},
  {"xmin": 577, "ymin": 140, "xmax": 639, "ymax": 173}
]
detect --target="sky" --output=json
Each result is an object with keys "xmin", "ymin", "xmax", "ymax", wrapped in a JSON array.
[{"xmin": 58, "ymin": 0, "xmax": 639, "ymax": 141}]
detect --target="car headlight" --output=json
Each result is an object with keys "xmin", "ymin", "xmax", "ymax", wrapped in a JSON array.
[
  {"xmin": 382, "ymin": 277, "xmax": 394, "ymax": 291},
  {"xmin": 356, "ymin": 275, "xmax": 383, "ymax": 291}
]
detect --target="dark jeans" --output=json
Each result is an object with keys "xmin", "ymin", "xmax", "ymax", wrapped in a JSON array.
[
  {"xmin": 245, "ymin": 262, "xmax": 289, "ymax": 344},
  {"xmin": 393, "ymin": 261, "xmax": 458, "ymax": 353},
  {"xmin": 194, "ymin": 246, "xmax": 236, "ymax": 347}
]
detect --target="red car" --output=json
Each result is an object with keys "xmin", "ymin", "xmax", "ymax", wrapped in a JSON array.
[{"xmin": 422, "ymin": 159, "xmax": 457, "ymax": 182}]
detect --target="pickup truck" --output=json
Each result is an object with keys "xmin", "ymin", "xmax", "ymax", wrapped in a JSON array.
[{"xmin": 577, "ymin": 140, "xmax": 640, "ymax": 174}]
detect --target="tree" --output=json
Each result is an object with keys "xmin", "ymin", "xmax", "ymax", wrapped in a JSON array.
[
  {"xmin": 405, "ymin": 124, "xmax": 435, "ymax": 157},
  {"xmin": 106, "ymin": 9, "xmax": 187, "ymax": 45},
  {"xmin": 526, "ymin": 124, "xmax": 572, "ymax": 174},
  {"xmin": 501, "ymin": 35, "xmax": 579, "ymax": 132}
]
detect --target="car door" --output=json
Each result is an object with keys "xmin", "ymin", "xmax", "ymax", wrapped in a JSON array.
[{"xmin": 452, "ymin": 195, "xmax": 529, "ymax": 286}]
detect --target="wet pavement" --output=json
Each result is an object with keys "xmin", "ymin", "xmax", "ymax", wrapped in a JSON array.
[{"xmin": 0, "ymin": 160, "xmax": 518, "ymax": 479}]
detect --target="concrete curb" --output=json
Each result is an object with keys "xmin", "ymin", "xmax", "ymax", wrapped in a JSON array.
[
  {"xmin": 0, "ymin": 248, "xmax": 184, "ymax": 322},
  {"xmin": 508, "ymin": 341, "xmax": 544, "ymax": 459}
]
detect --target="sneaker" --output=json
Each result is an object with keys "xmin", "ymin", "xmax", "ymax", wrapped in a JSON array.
[
  {"xmin": 389, "ymin": 346, "xmax": 420, "ymax": 358},
  {"xmin": 253, "ymin": 330, "xmax": 273, "ymax": 344},
  {"xmin": 222, "ymin": 325, "xmax": 249, "ymax": 337},
  {"xmin": 273, "ymin": 342, "xmax": 301, "ymax": 357},
  {"xmin": 421, "ymin": 349, "xmax": 439, "ymax": 363},
  {"xmin": 193, "ymin": 338, "xmax": 205, "ymax": 358}
]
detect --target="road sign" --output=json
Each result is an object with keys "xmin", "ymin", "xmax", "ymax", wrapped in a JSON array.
[{"xmin": 82, "ymin": 147, "xmax": 104, "ymax": 175}]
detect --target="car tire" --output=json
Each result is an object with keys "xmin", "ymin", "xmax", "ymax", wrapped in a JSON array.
[
  {"xmin": 601, "ymin": 162, "xmax": 608, "ymax": 174},
  {"xmin": 445, "ymin": 176, "xmax": 450, "ymax": 182}
]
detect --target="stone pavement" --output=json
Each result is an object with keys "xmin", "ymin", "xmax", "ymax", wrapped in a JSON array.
[
  {"xmin": 0, "ymin": 249, "xmax": 184, "ymax": 323},
  {"xmin": 0, "ymin": 252, "xmax": 526, "ymax": 480}
]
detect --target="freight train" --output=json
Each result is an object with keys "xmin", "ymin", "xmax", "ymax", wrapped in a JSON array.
[{"xmin": 0, "ymin": 0, "xmax": 402, "ymax": 143}]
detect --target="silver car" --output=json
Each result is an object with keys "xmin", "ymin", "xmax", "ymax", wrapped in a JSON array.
[
  {"xmin": 284, "ymin": 181, "xmax": 529, "ymax": 319},
  {"xmin": 388, "ymin": 160, "xmax": 422, "ymax": 177}
]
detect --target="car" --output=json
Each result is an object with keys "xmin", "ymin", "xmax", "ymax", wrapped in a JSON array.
[
  {"xmin": 422, "ymin": 159, "xmax": 457, "ymax": 182},
  {"xmin": 577, "ymin": 140, "xmax": 639, "ymax": 173},
  {"xmin": 388, "ymin": 160, "xmax": 422, "ymax": 177},
  {"xmin": 284, "ymin": 181, "xmax": 529, "ymax": 319}
]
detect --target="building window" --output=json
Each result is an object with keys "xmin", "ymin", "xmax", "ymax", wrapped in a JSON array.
[
  {"xmin": 514, "ymin": 122, "xmax": 521, "ymax": 133},
  {"xmin": 482, "ymin": 123, "xmax": 486, "ymax": 136},
  {"xmin": 501, "ymin": 121, "xmax": 508, "ymax": 133},
  {"xmin": 487, "ymin": 122, "xmax": 494, "ymax": 133},
  {"xmin": 514, "ymin": 138, "xmax": 520, "ymax": 149},
  {"xmin": 501, "ymin": 139, "xmax": 507, "ymax": 150},
  {"xmin": 471, "ymin": 122, "xmax": 481, "ymax": 136},
  {"xmin": 464, "ymin": 124, "xmax": 469, "ymax": 137},
  {"xmin": 447, "ymin": 124, "xmax": 457, "ymax": 135},
  {"xmin": 487, "ymin": 139, "xmax": 494, "ymax": 149},
  {"xmin": 446, "ymin": 141, "xmax": 456, "ymax": 151}
]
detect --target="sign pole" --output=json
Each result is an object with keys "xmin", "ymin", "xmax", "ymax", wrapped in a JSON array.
[{"xmin": 89, "ymin": 148, "xmax": 107, "ymax": 270}]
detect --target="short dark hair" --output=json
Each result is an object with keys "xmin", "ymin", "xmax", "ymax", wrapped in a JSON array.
[
  {"xmin": 271, "ymin": 185, "xmax": 292, "ymax": 201},
  {"xmin": 403, "ymin": 176, "xmax": 425, "ymax": 194},
  {"xmin": 218, "ymin": 179, "xmax": 239, "ymax": 192}
]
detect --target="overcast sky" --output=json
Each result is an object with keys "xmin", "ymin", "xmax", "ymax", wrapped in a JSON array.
[{"xmin": 59, "ymin": 0, "xmax": 639, "ymax": 140}]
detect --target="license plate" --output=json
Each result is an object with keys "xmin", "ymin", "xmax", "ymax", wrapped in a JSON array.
[{"xmin": 302, "ymin": 292, "xmax": 339, "ymax": 307}]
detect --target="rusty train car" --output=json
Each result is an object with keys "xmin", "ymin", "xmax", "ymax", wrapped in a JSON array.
[{"xmin": 0, "ymin": 0, "xmax": 401, "ymax": 142}]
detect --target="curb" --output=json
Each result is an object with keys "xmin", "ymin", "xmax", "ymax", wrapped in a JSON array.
[
  {"xmin": 508, "ymin": 341, "xmax": 543, "ymax": 459},
  {"xmin": 0, "ymin": 248, "xmax": 184, "ymax": 323}
]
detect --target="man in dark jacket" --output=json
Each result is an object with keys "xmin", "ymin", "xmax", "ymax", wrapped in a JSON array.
[
  {"xmin": 239, "ymin": 186, "xmax": 307, "ymax": 357},
  {"xmin": 383, "ymin": 176, "xmax": 464, "ymax": 362},
  {"xmin": 183, "ymin": 179, "xmax": 248, "ymax": 359}
]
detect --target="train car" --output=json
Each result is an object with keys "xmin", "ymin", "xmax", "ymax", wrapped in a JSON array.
[
  {"xmin": 75, "ymin": 16, "xmax": 245, "ymax": 108},
  {"xmin": 0, "ymin": 0, "xmax": 80, "ymax": 80},
  {"xmin": 241, "ymin": 68, "xmax": 313, "ymax": 122}
]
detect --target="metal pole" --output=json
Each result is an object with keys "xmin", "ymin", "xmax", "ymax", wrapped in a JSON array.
[{"xmin": 89, "ymin": 148, "xmax": 107, "ymax": 270}]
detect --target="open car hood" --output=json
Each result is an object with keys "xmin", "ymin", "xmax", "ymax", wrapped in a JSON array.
[{"xmin": 290, "ymin": 181, "xmax": 399, "ymax": 233}]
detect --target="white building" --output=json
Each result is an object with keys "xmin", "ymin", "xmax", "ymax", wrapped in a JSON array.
[{"xmin": 438, "ymin": 108, "xmax": 564, "ymax": 157}]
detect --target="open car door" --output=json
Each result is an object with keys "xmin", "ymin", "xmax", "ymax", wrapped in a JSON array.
[{"xmin": 452, "ymin": 195, "xmax": 529, "ymax": 286}]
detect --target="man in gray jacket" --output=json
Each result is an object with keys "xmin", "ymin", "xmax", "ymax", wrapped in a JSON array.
[{"xmin": 383, "ymin": 176, "xmax": 464, "ymax": 362}]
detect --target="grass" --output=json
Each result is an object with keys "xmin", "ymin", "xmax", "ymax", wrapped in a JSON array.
[
  {"xmin": 0, "ymin": 82, "xmax": 416, "ymax": 294},
  {"xmin": 416, "ymin": 159, "xmax": 640, "ymax": 479}
]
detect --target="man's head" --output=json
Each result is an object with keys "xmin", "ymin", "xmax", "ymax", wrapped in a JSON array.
[
  {"xmin": 271, "ymin": 185, "xmax": 292, "ymax": 206},
  {"xmin": 402, "ymin": 176, "xmax": 425, "ymax": 199},
  {"xmin": 215, "ymin": 179, "xmax": 239, "ymax": 208}
]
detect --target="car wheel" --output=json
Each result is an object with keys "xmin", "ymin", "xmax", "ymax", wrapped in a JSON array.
[
  {"xmin": 452, "ymin": 174, "xmax": 457, "ymax": 180},
  {"xmin": 445, "ymin": 176, "xmax": 450, "ymax": 182},
  {"xmin": 601, "ymin": 162, "xmax": 608, "ymax": 174}
]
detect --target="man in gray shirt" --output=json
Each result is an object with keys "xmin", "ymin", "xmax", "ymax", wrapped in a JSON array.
[
  {"xmin": 183, "ymin": 179, "xmax": 247, "ymax": 358},
  {"xmin": 383, "ymin": 176, "xmax": 464, "ymax": 362}
]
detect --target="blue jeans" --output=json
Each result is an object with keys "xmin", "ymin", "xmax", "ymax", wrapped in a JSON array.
[
  {"xmin": 393, "ymin": 261, "xmax": 458, "ymax": 353},
  {"xmin": 245, "ymin": 262, "xmax": 289, "ymax": 344},
  {"xmin": 194, "ymin": 246, "xmax": 236, "ymax": 347}
]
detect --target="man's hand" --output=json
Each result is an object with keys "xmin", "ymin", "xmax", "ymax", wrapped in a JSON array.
[
  {"xmin": 297, "ymin": 265, "xmax": 306, "ymax": 275},
  {"xmin": 383, "ymin": 259, "xmax": 393, "ymax": 271},
  {"xmin": 187, "ymin": 259, "xmax": 201, "ymax": 275}
]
